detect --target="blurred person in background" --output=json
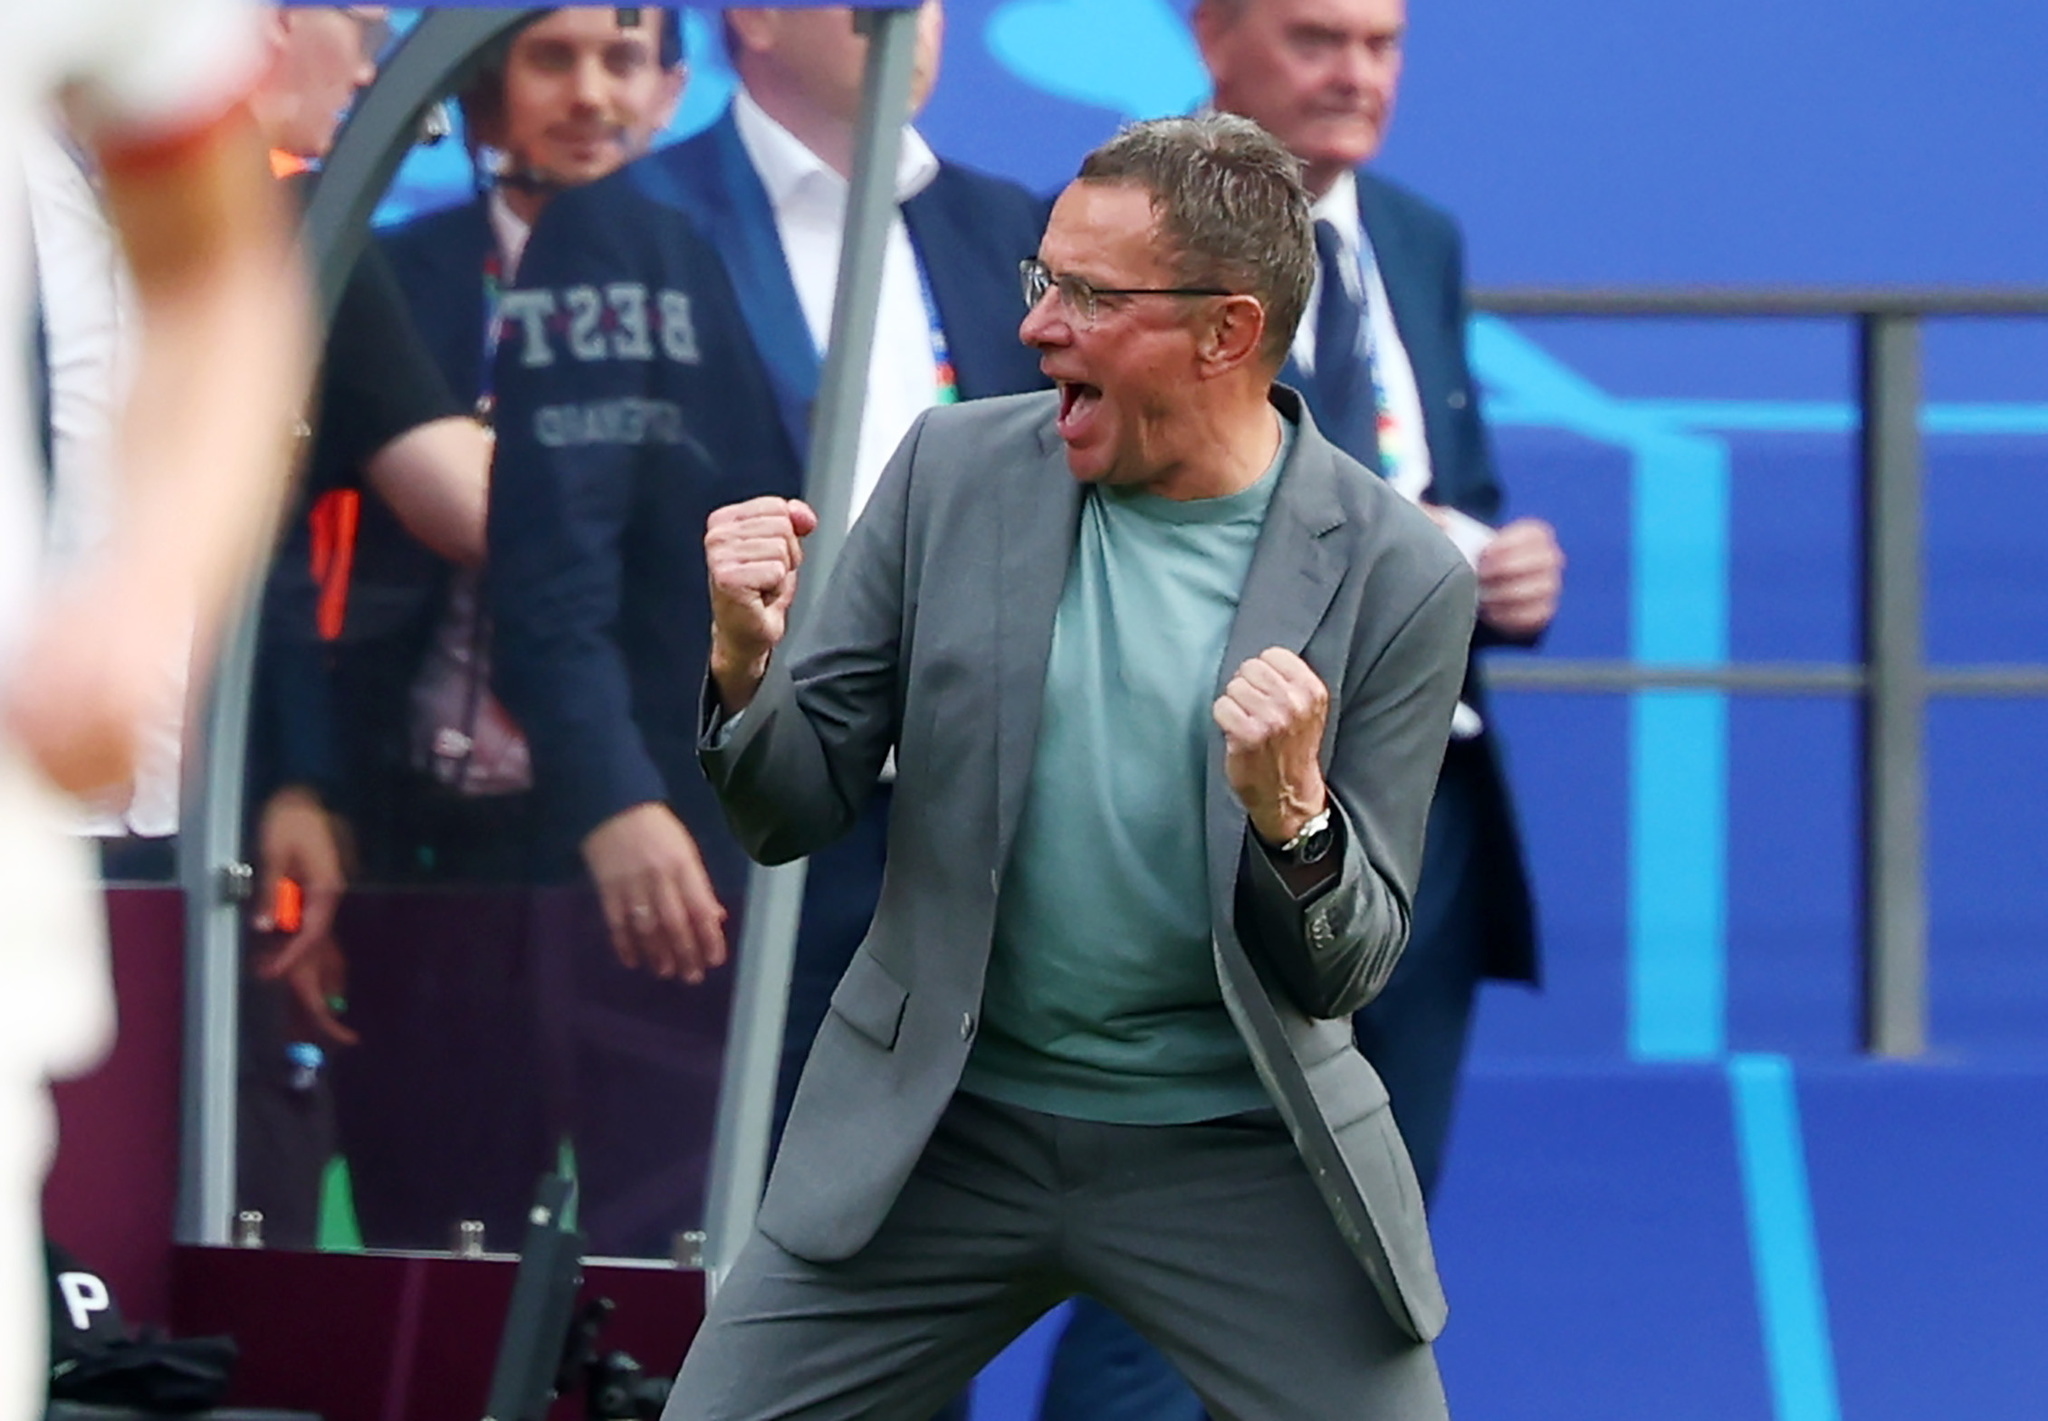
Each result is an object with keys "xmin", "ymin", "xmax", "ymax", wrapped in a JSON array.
[
  {"xmin": 665, "ymin": 0, "xmax": 1046, "ymax": 1141},
  {"xmin": 281, "ymin": 6, "xmax": 687, "ymax": 1254},
  {"xmin": 477, "ymin": 18, "xmax": 791, "ymax": 1262},
  {"xmin": 234, "ymin": 2, "xmax": 499, "ymax": 1247},
  {"xmin": 23, "ymin": 6, "xmax": 482, "ymax": 892},
  {"xmin": 25, "ymin": 123, "xmax": 191, "ymax": 884},
  {"xmin": 372, "ymin": 6, "xmax": 685, "ymax": 880},
  {"xmin": 482, "ymin": 3, "xmax": 1041, "ymax": 1272},
  {"xmin": 1043, "ymin": 1, "xmax": 1566, "ymax": 1415},
  {"xmin": 2, "ymin": 0, "xmax": 307, "ymax": 1414}
]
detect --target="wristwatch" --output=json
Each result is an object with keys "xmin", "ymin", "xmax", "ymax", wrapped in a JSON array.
[{"xmin": 1266, "ymin": 806, "xmax": 1335, "ymax": 867}]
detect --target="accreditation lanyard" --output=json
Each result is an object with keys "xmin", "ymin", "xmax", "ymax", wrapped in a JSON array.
[
  {"xmin": 910, "ymin": 250, "xmax": 960, "ymax": 406},
  {"xmin": 1347, "ymin": 234, "xmax": 1402, "ymax": 488},
  {"xmin": 475, "ymin": 250, "xmax": 505, "ymax": 426}
]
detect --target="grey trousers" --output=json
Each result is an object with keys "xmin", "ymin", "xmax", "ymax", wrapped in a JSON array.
[{"xmin": 665, "ymin": 1093, "xmax": 1447, "ymax": 1421}]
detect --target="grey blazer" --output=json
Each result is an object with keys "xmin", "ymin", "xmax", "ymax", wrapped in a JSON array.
[{"xmin": 701, "ymin": 386, "xmax": 1476, "ymax": 1342}]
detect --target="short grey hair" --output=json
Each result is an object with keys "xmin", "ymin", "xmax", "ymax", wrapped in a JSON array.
[{"xmin": 1076, "ymin": 113, "xmax": 1314, "ymax": 370}]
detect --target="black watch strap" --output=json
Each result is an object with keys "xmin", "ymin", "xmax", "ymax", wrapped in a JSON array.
[{"xmin": 1267, "ymin": 806, "xmax": 1335, "ymax": 866}]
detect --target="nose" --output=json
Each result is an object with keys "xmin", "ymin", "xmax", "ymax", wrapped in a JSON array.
[
  {"xmin": 1330, "ymin": 42, "xmax": 1371, "ymax": 92},
  {"xmin": 571, "ymin": 55, "xmax": 608, "ymax": 108},
  {"xmin": 1343, "ymin": 37, "xmax": 1398, "ymax": 94},
  {"xmin": 1018, "ymin": 285, "xmax": 1067, "ymax": 350}
]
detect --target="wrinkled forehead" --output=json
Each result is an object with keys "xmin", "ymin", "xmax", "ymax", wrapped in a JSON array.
[
  {"xmin": 1043, "ymin": 179, "xmax": 1182, "ymax": 281},
  {"xmin": 1046, "ymin": 181, "xmax": 1161, "ymax": 250}
]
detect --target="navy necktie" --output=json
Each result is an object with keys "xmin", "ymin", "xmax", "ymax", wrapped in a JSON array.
[{"xmin": 1311, "ymin": 219, "xmax": 1377, "ymax": 469}]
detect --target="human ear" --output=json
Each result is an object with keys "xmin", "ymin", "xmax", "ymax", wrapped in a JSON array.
[{"xmin": 1198, "ymin": 294, "xmax": 1266, "ymax": 374}]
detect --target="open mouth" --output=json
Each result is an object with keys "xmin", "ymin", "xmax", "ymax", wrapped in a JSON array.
[{"xmin": 1056, "ymin": 380, "xmax": 1102, "ymax": 439}]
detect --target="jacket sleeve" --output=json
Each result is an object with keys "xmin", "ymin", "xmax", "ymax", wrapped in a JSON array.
[
  {"xmin": 698, "ymin": 411, "xmax": 925, "ymax": 863},
  {"xmin": 484, "ymin": 189, "xmax": 672, "ymax": 844},
  {"xmin": 1234, "ymin": 556, "xmax": 1478, "ymax": 1019}
]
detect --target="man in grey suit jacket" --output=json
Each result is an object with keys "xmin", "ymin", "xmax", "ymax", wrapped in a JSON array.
[
  {"xmin": 1048, "ymin": 2, "xmax": 1566, "ymax": 1413},
  {"xmin": 669, "ymin": 115, "xmax": 1475, "ymax": 1421}
]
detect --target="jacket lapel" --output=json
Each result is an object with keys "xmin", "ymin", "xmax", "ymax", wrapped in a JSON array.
[
  {"xmin": 902, "ymin": 179, "xmax": 971, "ymax": 384},
  {"xmin": 992, "ymin": 420, "xmax": 1083, "ymax": 871},
  {"xmin": 419, "ymin": 202, "xmax": 494, "ymax": 403},
  {"xmin": 649, "ymin": 111, "xmax": 821, "ymax": 459},
  {"xmin": 1356, "ymin": 175, "xmax": 1452, "ymax": 499},
  {"xmin": 1205, "ymin": 394, "xmax": 1348, "ymax": 907},
  {"xmin": 904, "ymin": 173, "xmax": 1026, "ymax": 403}
]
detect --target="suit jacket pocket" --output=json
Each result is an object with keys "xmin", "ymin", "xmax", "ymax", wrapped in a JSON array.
[
  {"xmin": 1301, "ymin": 1041, "xmax": 1392, "ymax": 1131},
  {"xmin": 1295, "ymin": 1040, "xmax": 1443, "ymax": 1339},
  {"xmin": 828, "ymin": 948, "xmax": 909, "ymax": 1051},
  {"xmin": 1309, "ymin": 1046, "xmax": 1429, "ymax": 1257}
]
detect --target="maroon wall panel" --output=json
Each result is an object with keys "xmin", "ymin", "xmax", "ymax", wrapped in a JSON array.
[
  {"xmin": 172, "ymin": 1247, "xmax": 705, "ymax": 1421},
  {"xmin": 44, "ymin": 887, "xmax": 186, "ymax": 1323}
]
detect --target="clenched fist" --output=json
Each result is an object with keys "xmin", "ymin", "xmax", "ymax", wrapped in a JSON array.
[
  {"xmin": 1212, "ymin": 647, "xmax": 1330, "ymax": 847},
  {"xmin": 706, "ymin": 496, "xmax": 818, "ymax": 712}
]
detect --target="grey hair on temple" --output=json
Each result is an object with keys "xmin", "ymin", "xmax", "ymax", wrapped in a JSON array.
[{"xmin": 1076, "ymin": 113, "xmax": 1315, "ymax": 368}]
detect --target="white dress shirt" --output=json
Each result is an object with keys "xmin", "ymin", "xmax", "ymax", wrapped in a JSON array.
[
  {"xmin": 486, "ymin": 185, "xmax": 534, "ymax": 283},
  {"xmin": 732, "ymin": 88, "xmax": 944, "ymax": 525},
  {"xmin": 1291, "ymin": 171, "xmax": 1432, "ymax": 505},
  {"xmin": 26, "ymin": 121, "xmax": 191, "ymax": 838},
  {"xmin": 2, "ymin": 0, "xmax": 263, "ymax": 1103}
]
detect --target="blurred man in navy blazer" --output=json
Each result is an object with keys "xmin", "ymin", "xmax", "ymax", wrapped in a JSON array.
[
  {"xmin": 483, "ymin": 3, "xmax": 1044, "ymax": 1266},
  {"xmin": 638, "ymin": 1, "xmax": 1047, "ymax": 1134},
  {"xmin": 1043, "ymin": 1, "xmax": 1564, "ymax": 1415}
]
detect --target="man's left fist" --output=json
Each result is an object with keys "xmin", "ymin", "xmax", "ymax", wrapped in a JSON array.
[{"xmin": 1213, "ymin": 647, "xmax": 1329, "ymax": 846}]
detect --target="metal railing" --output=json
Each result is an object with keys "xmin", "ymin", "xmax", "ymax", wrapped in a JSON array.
[{"xmin": 1468, "ymin": 287, "xmax": 2048, "ymax": 1058}]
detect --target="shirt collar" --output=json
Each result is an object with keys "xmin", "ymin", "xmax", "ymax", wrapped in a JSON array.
[
  {"xmin": 487, "ymin": 187, "xmax": 533, "ymax": 280},
  {"xmin": 1310, "ymin": 169, "xmax": 1364, "ymax": 259},
  {"xmin": 732, "ymin": 87, "xmax": 939, "ymax": 212}
]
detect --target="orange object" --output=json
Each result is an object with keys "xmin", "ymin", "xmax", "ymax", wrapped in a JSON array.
[
  {"xmin": 273, "ymin": 876, "xmax": 304, "ymax": 935},
  {"xmin": 307, "ymin": 489, "xmax": 360, "ymax": 641}
]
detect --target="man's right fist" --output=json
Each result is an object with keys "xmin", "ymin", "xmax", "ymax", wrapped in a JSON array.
[{"xmin": 706, "ymin": 496, "xmax": 818, "ymax": 711}]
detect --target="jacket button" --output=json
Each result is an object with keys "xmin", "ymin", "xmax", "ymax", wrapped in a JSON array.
[
  {"xmin": 1448, "ymin": 390, "xmax": 1468, "ymax": 410},
  {"xmin": 960, "ymin": 1012, "xmax": 976, "ymax": 1042}
]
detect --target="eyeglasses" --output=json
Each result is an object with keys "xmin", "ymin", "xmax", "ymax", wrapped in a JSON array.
[{"xmin": 1019, "ymin": 259, "xmax": 1233, "ymax": 328}]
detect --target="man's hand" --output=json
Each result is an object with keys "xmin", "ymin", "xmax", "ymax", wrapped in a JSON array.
[
  {"xmin": 268, "ymin": 933, "xmax": 354, "ymax": 1051},
  {"xmin": 1474, "ymin": 517, "xmax": 1564, "ymax": 638},
  {"xmin": 1213, "ymin": 648, "xmax": 1331, "ymax": 846},
  {"xmin": 581, "ymin": 802, "xmax": 729, "ymax": 983},
  {"xmin": 705, "ymin": 496, "xmax": 819, "ymax": 713},
  {"xmin": 252, "ymin": 785, "xmax": 357, "ymax": 1047}
]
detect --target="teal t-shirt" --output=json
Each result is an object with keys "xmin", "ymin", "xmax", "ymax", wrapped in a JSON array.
[{"xmin": 960, "ymin": 417, "xmax": 1293, "ymax": 1124}]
